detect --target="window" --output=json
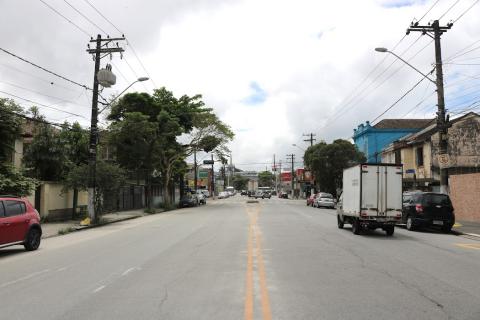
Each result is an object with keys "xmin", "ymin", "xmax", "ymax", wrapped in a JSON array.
[
  {"xmin": 4, "ymin": 200, "xmax": 26, "ymax": 217},
  {"xmin": 394, "ymin": 150, "xmax": 401, "ymax": 165},
  {"xmin": 0, "ymin": 202, "xmax": 5, "ymax": 217},
  {"xmin": 416, "ymin": 147, "xmax": 424, "ymax": 166}
]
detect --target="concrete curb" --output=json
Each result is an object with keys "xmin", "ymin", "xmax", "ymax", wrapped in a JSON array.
[
  {"xmin": 42, "ymin": 209, "xmax": 173, "ymax": 239},
  {"xmin": 452, "ymin": 230, "xmax": 480, "ymax": 241}
]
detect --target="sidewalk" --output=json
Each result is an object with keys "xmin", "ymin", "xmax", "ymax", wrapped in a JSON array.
[
  {"xmin": 452, "ymin": 220, "xmax": 480, "ymax": 238},
  {"xmin": 41, "ymin": 209, "xmax": 154, "ymax": 238}
]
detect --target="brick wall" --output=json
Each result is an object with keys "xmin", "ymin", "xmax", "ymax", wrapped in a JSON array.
[{"xmin": 449, "ymin": 173, "xmax": 480, "ymax": 222}]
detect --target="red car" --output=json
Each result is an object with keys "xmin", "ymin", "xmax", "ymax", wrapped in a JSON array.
[
  {"xmin": 307, "ymin": 193, "xmax": 319, "ymax": 206},
  {"xmin": 0, "ymin": 196, "xmax": 42, "ymax": 251}
]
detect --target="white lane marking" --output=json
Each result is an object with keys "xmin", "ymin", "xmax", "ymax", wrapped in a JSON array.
[
  {"xmin": 93, "ymin": 285, "xmax": 106, "ymax": 293},
  {"xmin": 0, "ymin": 269, "xmax": 50, "ymax": 288},
  {"xmin": 57, "ymin": 267, "xmax": 68, "ymax": 272},
  {"xmin": 121, "ymin": 267, "xmax": 136, "ymax": 276}
]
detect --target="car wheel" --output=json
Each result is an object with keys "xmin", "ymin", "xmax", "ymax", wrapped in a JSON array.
[
  {"xmin": 385, "ymin": 226, "xmax": 394, "ymax": 236},
  {"xmin": 24, "ymin": 228, "xmax": 41, "ymax": 251},
  {"xmin": 337, "ymin": 214, "xmax": 344, "ymax": 229},
  {"xmin": 406, "ymin": 216, "xmax": 415, "ymax": 231},
  {"xmin": 441, "ymin": 223, "xmax": 452, "ymax": 233},
  {"xmin": 352, "ymin": 218, "xmax": 361, "ymax": 235}
]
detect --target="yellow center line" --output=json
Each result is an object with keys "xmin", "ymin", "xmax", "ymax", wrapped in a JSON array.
[
  {"xmin": 244, "ymin": 204, "xmax": 272, "ymax": 320},
  {"xmin": 456, "ymin": 243, "xmax": 480, "ymax": 250}
]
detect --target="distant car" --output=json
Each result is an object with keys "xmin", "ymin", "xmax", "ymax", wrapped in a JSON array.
[
  {"xmin": 402, "ymin": 192, "xmax": 455, "ymax": 233},
  {"xmin": 279, "ymin": 192, "xmax": 288, "ymax": 199},
  {"xmin": 253, "ymin": 191, "xmax": 271, "ymax": 199},
  {"xmin": 241, "ymin": 190, "xmax": 247, "ymax": 196},
  {"xmin": 200, "ymin": 190, "xmax": 210, "ymax": 198},
  {"xmin": 314, "ymin": 193, "xmax": 335, "ymax": 208},
  {"xmin": 179, "ymin": 194, "xmax": 199, "ymax": 208},
  {"xmin": 307, "ymin": 193, "xmax": 319, "ymax": 206},
  {"xmin": 218, "ymin": 191, "xmax": 229, "ymax": 199},
  {"xmin": 0, "ymin": 196, "xmax": 42, "ymax": 251}
]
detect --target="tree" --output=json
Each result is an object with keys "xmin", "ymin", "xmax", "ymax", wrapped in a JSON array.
[
  {"xmin": 59, "ymin": 122, "xmax": 89, "ymax": 218},
  {"xmin": 0, "ymin": 99, "xmax": 37, "ymax": 196},
  {"xmin": 108, "ymin": 88, "xmax": 234, "ymax": 208},
  {"xmin": 232, "ymin": 174, "xmax": 249, "ymax": 191},
  {"xmin": 64, "ymin": 161, "xmax": 125, "ymax": 216},
  {"xmin": 304, "ymin": 139, "xmax": 365, "ymax": 196},
  {"xmin": 258, "ymin": 171, "xmax": 274, "ymax": 187}
]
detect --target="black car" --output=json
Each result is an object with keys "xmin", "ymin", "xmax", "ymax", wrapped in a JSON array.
[
  {"xmin": 179, "ymin": 194, "xmax": 199, "ymax": 208},
  {"xmin": 241, "ymin": 190, "xmax": 248, "ymax": 196},
  {"xmin": 279, "ymin": 192, "xmax": 288, "ymax": 199},
  {"xmin": 402, "ymin": 192, "xmax": 455, "ymax": 233}
]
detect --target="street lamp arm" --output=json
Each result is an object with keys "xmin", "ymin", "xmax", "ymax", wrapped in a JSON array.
[
  {"xmin": 98, "ymin": 77, "xmax": 149, "ymax": 115},
  {"xmin": 375, "ymin": 48, "xmax": 436, "ymax": 84}
]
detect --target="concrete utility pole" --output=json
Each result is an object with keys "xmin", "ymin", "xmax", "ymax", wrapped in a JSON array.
[
  {"xmin": 194, "ymin": 149, "xmax": 197, "ymax": 193},
  {"xmin": 86, "ymin": 34, "xmax": 124, "ymax": 222},
  {"xmin": 211, "ymin": 154, "xmax": 215, "ymax": 198},
  {"xmin": 407, "ymin": 20, "xmax": 452, "ymax": 193},
  {"xmin": 303, "ymin": 133, "xmax": 316, "ymax": 147},
  {"xmin": 286, "ymin": 154, "xmax": 295, "ymax": 195}
]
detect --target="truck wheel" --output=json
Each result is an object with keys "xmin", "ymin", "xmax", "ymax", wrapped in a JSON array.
[
  {"xmin": 406, "ymin": 216, "xmax": 415, "ymax": 231},
  {"xmin": 385, "ymin": 226, "xmax": 394, "ymax": 236},
  {"xmin": 337, "ymin": 214, "xmax": 344, "ymax": 229},
  {"xmin": 352, "ymin": 218, "xmax": 361, "ymax": 235}
]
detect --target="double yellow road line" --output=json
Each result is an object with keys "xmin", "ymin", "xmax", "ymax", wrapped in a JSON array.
[{"xmin": 244, "ymin": 204, "xmax": 272, "ymax": 320}]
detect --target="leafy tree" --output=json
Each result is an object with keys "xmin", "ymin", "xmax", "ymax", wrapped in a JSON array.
[
  {"xmin": 232, "ymin": 174, "xmax": 249, "ymax": 191},
  {"xmin": 304, "ymin": 139, "xmax": 365, "ymax": 196},
  {"xmin": 108, "ymin": 88, "xmax": 234, "ymax": 208},
  {"xmin": 23, "ymin": 117, "xmax": 67, "ymax": 181},
  {"xmin": 0, "ymin": 99, "xmax": 37, "ymax": 196},
  {"xmin": 0, "ymin": 98, "xmax": 23, "ymax": 163},
  {"xmin": 63, "ymin": 161, "xmax": 125, "ymax": 217},
  {"xmin": 258, "ymin": 171, "xmax": 274, "ymax": 187}
]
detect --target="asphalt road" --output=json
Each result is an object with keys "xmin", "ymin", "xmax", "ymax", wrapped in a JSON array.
[{"xmin": 1, "ymin": 196, "xmax": 480, "ymax": 320}]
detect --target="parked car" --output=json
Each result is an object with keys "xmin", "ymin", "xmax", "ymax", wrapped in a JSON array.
[
  {"xmin": 0, "ymin": 196, "xmax": 42, "ymax": 251},
  {"xmin": 314, "ymin": 193, "xmax": 335, "ymax": 208},
  {"xmin": 200, "ymin": 190, "xmax": 210, "ymax": 198},
  {"xmin": 179, "ymin": 194, "xmax": 199, "ymax": 208},
  {"xmin": 402, "ymin": 192, "xmax": 455, "ymax": 233},
  {"xmin": 307, "ymin": 193, "xmax": 319, "ymax": 206},
  {"xmin": 279, "ymin": 192, "xmax": 288, "ymax": 199},
  {"xmin": 196, "ymin": 192, "xmax": 207, "ymax": 205},
  {"xmin": 218, "ymin": 191, "xmax": 229, "ymax": 199},
  {"xmin": 240, "ymin": 190, "xmax": 248, "ymax": 196}
]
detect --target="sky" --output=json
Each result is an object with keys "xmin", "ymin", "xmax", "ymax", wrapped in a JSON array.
[{"xmin": 1, "ymin": 0, "xmax": 480, "ymax": 172}]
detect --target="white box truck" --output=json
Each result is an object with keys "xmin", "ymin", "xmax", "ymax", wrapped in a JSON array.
[{"xmin": 336, "ymin": 163, "xmax": 403, "ymax": 236}]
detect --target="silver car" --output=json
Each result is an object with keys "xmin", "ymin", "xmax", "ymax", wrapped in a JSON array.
[{"xmin": 314, "ymin": 193, "xmax": 335, "ymax": 208}]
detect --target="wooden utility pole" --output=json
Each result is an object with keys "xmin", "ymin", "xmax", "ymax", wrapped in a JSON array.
[
  {"xmin": 303, "ymin": 133, "xmax": 316, "ymax": 147},
  {"xmin": 86, "ymin": 34, "xmax": 124, "ymax": 222},
  {"xmin": 407, "ymin": 20, "xmax": 452, "ymax": 193},
  {"xmin": 287, "ymin": 154, "xmax": 295, "ymax": 196}
]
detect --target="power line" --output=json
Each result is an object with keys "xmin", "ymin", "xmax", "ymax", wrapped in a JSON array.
[
  {"xmin": 371, "ymin": 72, "xmax": 431, "ymax": 124},
  {"xmin": 0, "ymin": 47, "xmax": 91, "ymax": 90},
  {"xmin": 126, "ymin": 40, "xmax": 158, "ymax": 88},
  {"xmin": 439, "ymin": 0, "xmax": 461, "ymax": 20},
  {"xmin": 0, "ymin": 90, "xmax": 87, "ymax": 119},
  {"xmin": 418, "ymin": 0, "xmax": 441, "ymax": 22},
  {"xmin": 38, "ymin": 0, "xmax": 91, "ymax": 37},
  {"xmin": 453, "ymin": 0, "xmax": 480, "ymax": 22},
  {"xmin": 62, "ymin": 0, "xmax": 109, "ymax": 35},
  {"xmin": 82, "ymin": 0, "xmax": 123, "ymax": 34}
]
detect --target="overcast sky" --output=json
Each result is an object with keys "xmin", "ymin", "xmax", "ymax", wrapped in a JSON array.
[{"xmin": 1, "ymin": 0, "xmax": 480, "ymax": 171}]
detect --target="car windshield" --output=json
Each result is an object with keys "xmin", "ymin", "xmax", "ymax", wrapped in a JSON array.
[
  {"xmin": 320, "ymin": 193, "xmax": 333, "ymax": 199},
  {"xmin": 423, "ymin": 194, "xmax": 451, "ymax": 206}
]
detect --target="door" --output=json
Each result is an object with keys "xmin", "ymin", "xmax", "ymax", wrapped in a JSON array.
[
  {"xmin": 0, "ymin": 201, "xmax": 7, "ymax": 245},
  {"xmin": 1, "ymin": 200, "xmax": 29, "ymax": 244}
]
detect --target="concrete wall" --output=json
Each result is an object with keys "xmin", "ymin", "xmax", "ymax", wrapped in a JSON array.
[
  {"xmin": 449, "ymin": 173, "xmax": 480, "ymax": 222},
  {"xmin": 37, "ymin": 183, "xmax": 88, "ymax": 221}
]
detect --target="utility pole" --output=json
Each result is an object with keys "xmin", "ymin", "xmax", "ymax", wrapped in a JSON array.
[
  {"xmin": 286, "ymin": 154, "xmax": 295, "ymax": 196},
  {"xmin": 273, "ymin": 154, "xmax": 278, "ymax": 194},
  {"xmin": 407, "ymin": 20, "xmax": 452, "ymax": 193},
  {"xmin": 211, "ymin": 153, "xmax": 215, "ymax": 198},
  {"xmin": 86, "ymin": 34, "xmax": 124, "ymax": 222},
  {"xmin": 303, "ymin": 133, "xmax": 316, "ymax": 147},
  {"xmin": 194, "ymin": 149, "xmax": 197, "ymax": 193}
]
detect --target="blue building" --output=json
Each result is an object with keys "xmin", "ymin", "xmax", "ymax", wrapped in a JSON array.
[{"xmin": 353, "ymin": 119, "xmax": 433, "ymax": 163}]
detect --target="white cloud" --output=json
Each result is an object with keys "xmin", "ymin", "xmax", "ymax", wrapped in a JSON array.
[{"xmin": 1, "ymin": 0, "xmax": 479, "ymax": 171}]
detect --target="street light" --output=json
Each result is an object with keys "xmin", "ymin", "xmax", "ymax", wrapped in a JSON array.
[
  {"xmin": 98, "ymin": 77, "xmax": 149, "ymax": 114},
  {"xmin": 374, "ymin": 47, "xmax": 435, "ymax": 84},
  {"xmin": 292, "ymin": 143, "xmax": 306, "ymax": 152}
]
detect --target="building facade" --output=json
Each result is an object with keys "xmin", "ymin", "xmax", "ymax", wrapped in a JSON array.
[{"xmin": 353, "ymin": 119, "xmax": 433, "ymax": 163}]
